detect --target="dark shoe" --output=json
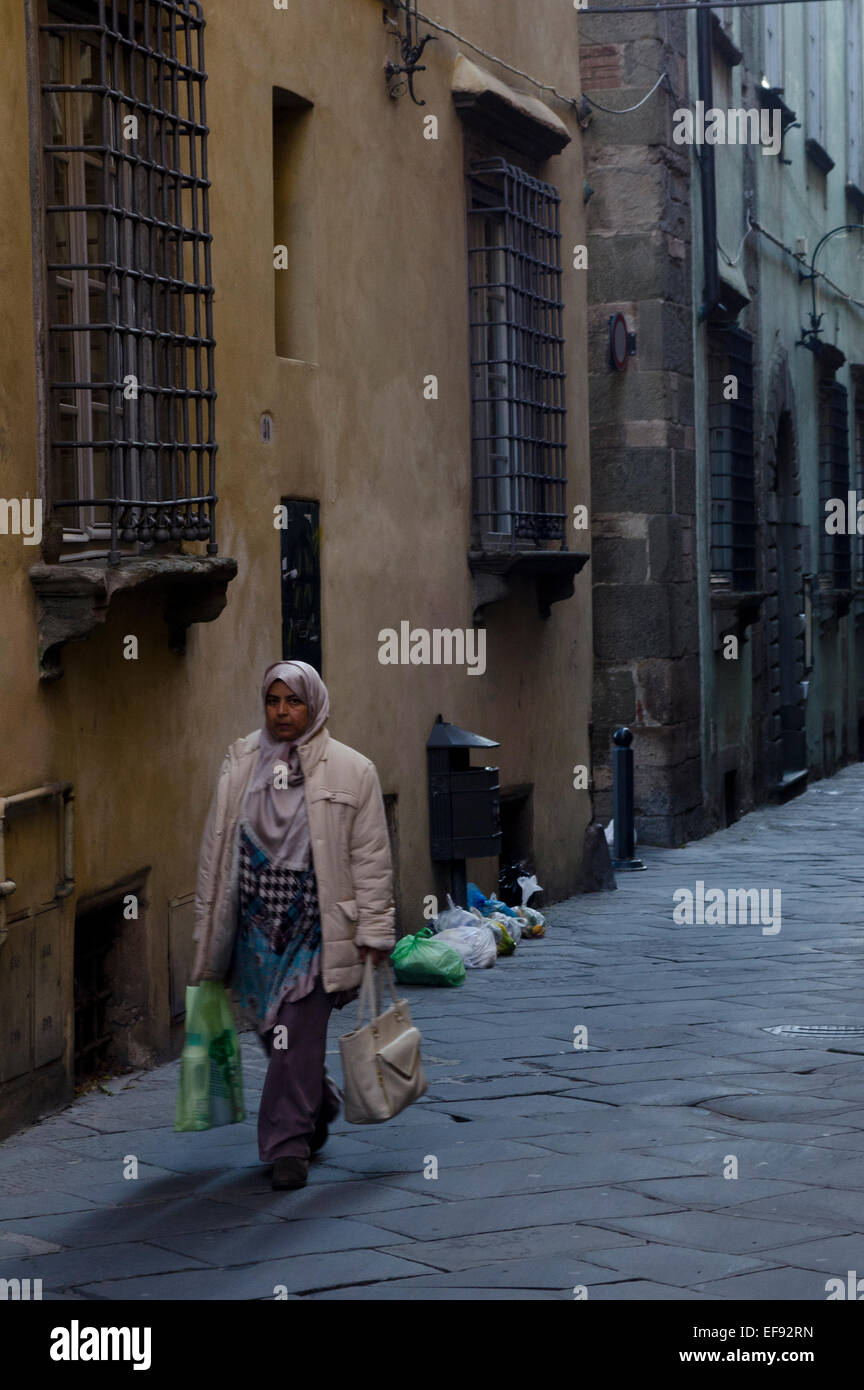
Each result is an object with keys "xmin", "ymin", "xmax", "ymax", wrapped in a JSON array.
[
  {"xmin": 310, "ymin": 1111, "xmax": 329, "ymax": 1155},
  {"xmin": 311, "ymin": 1081, "xmax": 341, "ymax": 1155},
  {"xmin": 271, "ymin": 1156, "xmax": 309, "ymax": 1190}
]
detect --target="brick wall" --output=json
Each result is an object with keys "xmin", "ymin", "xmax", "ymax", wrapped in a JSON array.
[{"xmin": 579, "ymin": 44, "xmax": 623, "ymax": 91}]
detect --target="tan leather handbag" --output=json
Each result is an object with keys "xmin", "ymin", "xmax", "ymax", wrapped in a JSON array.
[{"xmin": 339, "ymin": 958, "xmax": 428, "ymax": 1123}]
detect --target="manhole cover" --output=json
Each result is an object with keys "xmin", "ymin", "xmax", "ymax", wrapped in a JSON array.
[{"xmin": 764, "ymin": 1024, "xmax": 864, "ymax": 1037}]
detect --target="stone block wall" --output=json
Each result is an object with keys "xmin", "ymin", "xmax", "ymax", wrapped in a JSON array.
[{"xmin": 580, "ymin": 14, "xmax": 703, "ymax": 845}]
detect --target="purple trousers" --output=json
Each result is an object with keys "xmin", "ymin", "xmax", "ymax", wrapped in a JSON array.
[{"xmin": 256, "ymin": 976, "xmax": 342, "ymax": 1162}]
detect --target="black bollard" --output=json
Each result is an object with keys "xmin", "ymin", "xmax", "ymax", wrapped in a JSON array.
[{"xmin": 611, "ymin": 727, "xmax": 646, "ymax": 871}]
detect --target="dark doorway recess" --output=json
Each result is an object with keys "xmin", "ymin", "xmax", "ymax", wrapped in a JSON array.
[
  {"xmin": 723, "ymin": 769, "xmax": 738, "ymax": 827},
  {"xmin": 497, "ymin": 783, "xmax": 535, "ymax": 901},
  {"xmin": 280, "ymin": 498, "xmax": 322, "ymax": 675},
  {"xmin": 382, "ymin": 793, "xmax": 404, "ymax": 939},
  {"xmin": 73, "ymin": 902, "xmax": 119, "ymax": 1083},
  {"xmin": 823, "ymin": 711, "xmax": 837, "ymax": 778}
]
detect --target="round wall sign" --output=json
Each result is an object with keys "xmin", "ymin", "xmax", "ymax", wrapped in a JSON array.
[{"xmin": 609, "ymin": 312, "xmax": 629, "ymax": 371}]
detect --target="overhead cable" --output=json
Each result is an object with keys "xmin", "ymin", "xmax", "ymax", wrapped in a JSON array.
[
  {"xmin": 579, "ymin": 0, "xmax": 843, "ymax": 14},
  {"xmin": 749, "ymin": 218, "xmax": 864, "ymax": 311},
  {"xmin": 386, "ymin": 2, "xmax": 864, "ymax": 312},
  {"xmin": 389, "ymin": 1, "xmax": 676, "ymax": 113},
  {"xmin": 580, "ymin": 72, "xmax": 669, "ymax": 114}
]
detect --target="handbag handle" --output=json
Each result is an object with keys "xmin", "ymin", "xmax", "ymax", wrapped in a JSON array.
[{"xmin": 355, "ymin": 955, "xmax": 401, "ymax": 1029}]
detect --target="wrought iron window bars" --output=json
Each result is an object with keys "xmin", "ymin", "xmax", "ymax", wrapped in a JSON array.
[
  {"xmin": 856, "ymin": 399, "xmax": 864, "ymax": 587},
  {"xmin": 467, "ymin": 157, "xmax": 567, "ymax": 548},
  {"xmin": 39, "ymin": 0, "xmax": 217, "ymax": 564},
  {"xmin": 708, "ymin": 325, "xmax": 757, "ymax": 592},
  {"xmin": 819, "ymin": 380, "xmax": 851, "ymax": 591}
]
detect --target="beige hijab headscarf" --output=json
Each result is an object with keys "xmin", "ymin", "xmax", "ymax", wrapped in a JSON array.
[{"xmin": 243, "ymin": 661, "xmax": 330, "ymax": 866}]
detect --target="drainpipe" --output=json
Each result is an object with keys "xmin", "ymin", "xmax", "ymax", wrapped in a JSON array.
[{"xmin": 696, "ymin": 1, "xmax": 720, "ymax": 321}]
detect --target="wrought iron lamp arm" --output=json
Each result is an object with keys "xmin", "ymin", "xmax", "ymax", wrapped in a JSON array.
[
  {"xmin": 385, "ymin": 0, "xmax": 438, "ymax": 105},
  {"xmin": 798, "ymin": 224, "xmax": 864, "ymax": 347},
  {"xmin": 386, "ymin": 32, "xmax": 437, "ymax": 105}
]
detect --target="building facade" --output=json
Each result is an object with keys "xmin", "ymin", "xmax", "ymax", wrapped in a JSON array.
[
  {"xmin": 580, "ymin": 0, "xmax": 864, "ymax": 842},
  {"xmin": 580, "ymin": 4, "xmax": 701, "ymax": 845},
  {"xmin": 694, "ymin": 0, "xmax": 864, "ymax": 827},
  {"xmin": 0, "ymin": 0, "xmax": 591, "ymax": 1137}
]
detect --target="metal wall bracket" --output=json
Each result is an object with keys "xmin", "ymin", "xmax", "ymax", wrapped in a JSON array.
[{"xmin": 385, "ymin": 1, "xmax": 437, "ymax": 106}]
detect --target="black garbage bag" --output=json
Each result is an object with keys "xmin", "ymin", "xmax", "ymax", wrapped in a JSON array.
[{"xmin": 498, "ymin": 858, "xmax": 532, "ymax": 907}]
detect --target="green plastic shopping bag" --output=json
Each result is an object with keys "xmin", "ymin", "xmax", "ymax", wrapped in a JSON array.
[
  {"xmin": 174, "ymin": 980, "xmax": 245, "ymax": 1131},
  {"xmin": 390, "ymin": 927, "xmax": 466, "ymax": 987}
]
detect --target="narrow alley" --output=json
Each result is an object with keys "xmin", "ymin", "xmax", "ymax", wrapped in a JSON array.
[{"xmin": 2, "ymin": 767, "xmax": 863, "ymax": 1301}]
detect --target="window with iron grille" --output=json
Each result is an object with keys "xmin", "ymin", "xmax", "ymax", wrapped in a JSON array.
[
  {"xmin": 467, "ymin": 157, "xmax": 566, "ymax": 547},
  {"xmin": 855, "ymin": 396, "xmax": 864, "ymax": 586},
  {"xmin": 708, "ymin": 326, "xmax": 756, "ymax": 591},
  {"xmin": 37, "ymin": 0, "xmax": 216, "ymax": 562},
  {"xmin": 819, "ymin": 380, "xmax": 851, "ymax": 590}
]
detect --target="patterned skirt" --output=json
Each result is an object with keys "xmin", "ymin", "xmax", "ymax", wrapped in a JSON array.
[{"xmin": 228, "ymin": 821, "xmax": 358, "ymax": 1033}]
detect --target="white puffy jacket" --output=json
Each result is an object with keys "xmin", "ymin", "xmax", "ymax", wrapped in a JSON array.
[{"xmin": 190, "ymin": 725, "xmax": 395, "ymax": 992}]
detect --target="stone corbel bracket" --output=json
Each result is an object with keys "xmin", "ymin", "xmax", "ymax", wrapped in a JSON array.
[
  {"xmin": 710, "ymin": 589, "xmax": 766, "ymax": 652},
  {"xmin": 813, "ymin": 586, "xmax": 853, "ymax": 627},
  {"xmin": 29, "ymin": 554, "xmax": 238, "ymax": 681},
  {"xmin": 469, "ymin": 549, "xmax": 590, "ymax": 624}
]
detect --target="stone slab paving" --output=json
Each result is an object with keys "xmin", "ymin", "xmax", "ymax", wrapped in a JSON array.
[{"xmin": 2, "ymin": 766, "xmax": 864, "ymax": 1300}]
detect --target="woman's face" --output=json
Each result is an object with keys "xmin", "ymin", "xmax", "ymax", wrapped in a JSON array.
[{"xmin": 265, "ymin": 679, "xmax": 310, "ymax": 741}]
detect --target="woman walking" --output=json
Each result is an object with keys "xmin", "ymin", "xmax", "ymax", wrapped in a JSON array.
[{"xmin": 190, "ymin": 660, "xmax": 395, "ymax": 1189}]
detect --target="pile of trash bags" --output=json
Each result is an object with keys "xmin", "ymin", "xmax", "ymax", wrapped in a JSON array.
[{"xmin": 390, "ymin": 880, "xmax": 547, "ymax": 987}]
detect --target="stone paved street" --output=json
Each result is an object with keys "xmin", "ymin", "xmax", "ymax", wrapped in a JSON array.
[{"xmin": 2, "ymin": 767, "xmax": 864, "ymax": 1300}]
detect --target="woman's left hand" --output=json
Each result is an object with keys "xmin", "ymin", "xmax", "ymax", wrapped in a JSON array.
[{"xmin": 357, "ymin": 945, "xmax": 390, "ymax": 966}]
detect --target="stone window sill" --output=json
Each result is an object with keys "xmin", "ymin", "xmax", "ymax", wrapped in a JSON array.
[
  {"xmin": 805, "ymin": 137, "xmax": 835, "ymax": 176},
  {"xmin": 711, "ymin": 13, "xmax": 742, "ymax": 67},
  {"xmin": 29, "ymin": 554, "xmax": 238, "ymax": 681},
  {"xmin": 846, "ymin": 181, "xmax": 864, "ymax": 214},
  {"xmin": 468, "ymin": 548, "xmax": 590, "ymax": 622},
  {"xmin": 756, "ymin": 85, "xmax": 797, "ymax": 135},
  {"xmin": 814, "ymin": 586, "xmax": 852, "ymax": 623}
]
